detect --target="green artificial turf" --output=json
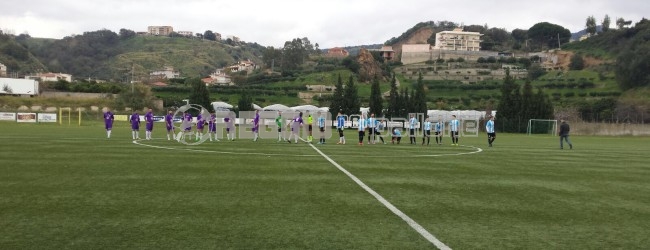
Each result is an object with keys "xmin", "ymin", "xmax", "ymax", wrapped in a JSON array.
[{"xmin": 0, "ymin": 122, "xmax": 648, "ymax": 249}]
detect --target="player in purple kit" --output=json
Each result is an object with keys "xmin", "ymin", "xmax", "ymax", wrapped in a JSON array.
[
  {"xmin": 208, "ymin": 112, "xmax": 219, "ymax": 142},
  {"xmin": 130, "ymin": 111, "xmax": 141, "ymax": 140},
  {"xmin": 165, "ymin": 110, "xmax": 175, "ymax": 141},
  {"xmin": 144, "ymin": 108, "xmax": 154, "ymax": 140},
  {"xmin": 180, "ymin": 112, "xmax": 193, "ymax": 141},
  {"xmin": 252, "ymin": 110, "xmax": 260, "ymax": 141},
  {"xmin": 196, "ymin": 113, "xmax": 205, "ymax": 141},
  {"xmin": 287, "ymin": 112, "xmax": 303, "ymax": 143},
  {"xmin": 103, "ymin": 108, "xmax": 114, "ymax": 139},
  {"xmin": 224, "ymin": 113, "xmax": 235, "ymax": 141}
]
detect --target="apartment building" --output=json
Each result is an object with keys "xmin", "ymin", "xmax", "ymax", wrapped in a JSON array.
[
  {"xmin": 25, "ymin": 72, "xmax": 73, "ymax": 82},
  {"xmin": 148, "ymin": 26, "xmax": 174, "ymax": 36},
  {"xmin": 433, "ymin": 28, "xmax": 482, "ymax": 51}
]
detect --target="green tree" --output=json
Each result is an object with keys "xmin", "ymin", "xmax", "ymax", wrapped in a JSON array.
[
  {"xmin": 119, "ymin": 28, "xmax": 136, "ymax": 40},
  {"xmin": 412, "ymin": 72, "xmax": 427, "ymax": 114},
  {"xmin": 569, "ymin": 53, "xmax": 585, "ymax": 70},
  {"xmin": 496, "ymin": 69, "xmax": 522, "ymax": 132},
  {"xmin": 400, "ymin": 87, "xmax": 410, "ymax": 117},
  {"xmin": 204, "ymin": 30, "xmax": 217, "ymax": 41},
  {"xmin": 188, "ymin": 77, "xmax": 212, "ymax": 112},
  {"xmin": 329, "ymin": 74, "xmax": 344, "ymax": 116},
  {"xmin": 586, "ymin": 16, "xmax": 597, "ymax": 35},
  {"xmin": 262, "ymin": 46, "xmax": 282, "ymax": 70},
  {"xmin": 114, "ymin": 84, "xmax": 156, "ymax": 111},
  {"xmin": 387, "ymin": 74, "xmax": 399, "ymax": 118},
  {"xmin": 527, "ymin": 63, "xmax": 546, "ymax": 80},
  {"xmin": 238, "ymin": 89, "xmax": 253, "ymax": 111},
  {"xmin": 342, "ymin": 75, "xmax": 360, "ymax": 116},
  {"xmin": 615, "ymin": 42, "xmax": 650, "ymax": 90},
  {"xmin": 368, "ymin": 77, "xmax": 383, "ymax": 117},
  {"xmin": 527, "ymin": 22, "xmax": 572, "ymax": 49},
  {"xmin": 281, "ymin": 38, "xmax": 308, "ymax": 72},
  {"xmin": 602, "ymin": 15, "xmax": 611, "ymax": 32}
]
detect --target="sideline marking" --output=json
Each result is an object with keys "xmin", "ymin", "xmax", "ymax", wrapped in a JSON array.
[{"xmin": 308, "ymin": 143, "xmax": 452, "ymax": 250}]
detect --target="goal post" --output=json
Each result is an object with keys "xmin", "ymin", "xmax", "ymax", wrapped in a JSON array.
[
  {"xmin": 527, "ymin": 119, "xmax": 558, "ymax": 136},
  {"xmin": 58, "ymin": 107, "xmax": 81, "ymax": 126}
]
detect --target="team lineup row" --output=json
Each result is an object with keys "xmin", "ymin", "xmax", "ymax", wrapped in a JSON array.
[{"xmin": 101, "ymin": 109, "xmax": 497, "ymax": 147}]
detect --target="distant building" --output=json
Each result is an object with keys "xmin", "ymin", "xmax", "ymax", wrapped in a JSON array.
[
  {"xmin": 226, "ymin": 60, "xmax": 257, "ymax": 73},
  {"xmin": 177, "ymin": 31, "xmax": 193, "ymax": 37},
  {"xmin": 326, "ymin": 47, "xmax": 349, "ymax": 58},
  {"xmin": 148, "ymin": 26, "xmax": 174, "ymax": 36},
  {"xmin": 214, "ymin": 32, "xmax": 222, "ymax": 41},
  {"xmin": 368, "ymin": 46, "xmax": 395, "ymax": 61},
  {"xmin": 210, "ymin": 70, "xmax": 232, "ymax": 85},
  {"xmin": 150, "ymin": 66, "xmax": 181, "ymax": 79},
  {"xmin": 0, "ymin": 63, "xmax": 6, "ymax": 77},
  {"xmin": 433, "ymin": 28, "xmax": 482, "ymax": 51},
  {"xmin": 226, "ymin": 35, "xmax": 240, "ymax": 43},
  {"xmin": 25, "ymin": 72, "xmax": 72, "ymax": 82}
]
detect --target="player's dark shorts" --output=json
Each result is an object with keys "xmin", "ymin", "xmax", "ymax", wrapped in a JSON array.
[
  {"xmin": 358, "ymin": 131, "xmax": 365, "ymax": 137},
  {"xmin": 338, "ymin": 128, "xmax": 344, "ymax": 137},
  {"xmin": 451, "ymin": 131, "xmax": 459, "ymax": 137},
  {"xmin": 308, "ymin": 125, "xmax": 313, "ymax": 131},
  {"xmin": 319, "ymin": 127, "xmax": 325, "ymax": 132},
  {"xmin": 278, "ymin": 128, "xmax": 282, "ymax": 132},
  {"xmin": 488, "ymin": 132, "xmax": 496, "ymax": 138},
  {"xmin": 374, "ymin": 128, "xmax": 381, "ymax": 135},
  {"xmin": 423, "ymin": 130, "xmax": 431, "ymax": 136},
  {"xmin": 435, "ymin": 131, "xmax": 441, "ymax": 136},
  {"xmin": 409, "ymin": 129, "xmax": 415, "ymax": 136}
]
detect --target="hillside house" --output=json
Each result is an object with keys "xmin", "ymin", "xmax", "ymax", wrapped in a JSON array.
[
  {"xmin": 326, "ymin": 47, "xmax": 349, "ymax": 58},
  {"xmin": 148, "ymin": 26, "xmax": 174, "ymax": 36},
  {"xmin": 227, "ymin": 60, "xmax": 257, "ymax": 73},
  {"xmin": 25, "ymin": 72, "xmax": 72, "ymax": 82},
  {"xmin": 177, "ymin": 31, "xmax": 193, "ymax": 37},
  {"xmin": 434, "ymin": 28, "xmax": 482, "ymax": 51},
  {"xmin": 150, "ymin": 66, "xmax": 181, "ymax": 79}
]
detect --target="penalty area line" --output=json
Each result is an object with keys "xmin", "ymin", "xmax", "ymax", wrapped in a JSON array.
[{"xmin": 308, "ymin": 144, "xmax": 452, "ymax": 250}]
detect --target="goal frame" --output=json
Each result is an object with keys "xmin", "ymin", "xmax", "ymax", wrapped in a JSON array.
[{"xmin": 527, "ymin": 119, "xmax": 558, "ymax": 136}]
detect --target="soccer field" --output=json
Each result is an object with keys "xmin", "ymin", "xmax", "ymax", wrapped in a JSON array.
[{"xmin": 0, "ymin": 122, "xmax": 648, "ymax": 249}]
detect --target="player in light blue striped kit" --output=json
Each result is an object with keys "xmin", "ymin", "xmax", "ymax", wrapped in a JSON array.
[
  {"xmin": 486, "ymin": 115, "xmax": 496, "ymax": 147},
  {"xmin": 317, "ymin": 111, "xmax": 326, "ymax": 144},
  {"xmin": 434, "ymin": 115, "xmax": 444, "ymax": 145},
  {"xmin": 449, "ymin": 115, "xmax": 460, "ymax": 146},
  {"xmin": 336, "ymin": 110, "xmax": 346, "ymax": 145},
  {"xmin": 409, "ymin": 114, "xmax": 418, "ymax": 144},
  {"xmin": 422, "ymin": 115, "xmax": 432, "ymax": 146},
  {"xmin": 357, "ymin": 114, "xmax": 367, "ymax": 146}
]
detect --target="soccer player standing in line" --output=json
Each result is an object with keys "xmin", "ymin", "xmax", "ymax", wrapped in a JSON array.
[
  {"xmin": 434, "ymin": 115, "xmax": 444, "ymax": 145},
  {"xmin": 182, "ymin": 112, "xmax": 193, "ymax": 141},
  {"xmin": 336, "ymin": 110, "xmax": 346, "ymax": 145},
  {"xmin": 196, "ymin": 112, "xmax": 206, "ymax": 141},
  {"xmin": 375, "ymin": 118, "xmax": 386, "ymax": 144},
  {"xmin": 367, "ymin": 113, "xmax": 376, "ymax": 144},
  {"xmin": 559, "ymin": 119, "xmax": 573, "ymax": 149},
  {"xmin": 409, "ymin": 114, "xmax": 418, "ymax": 144},
  {"xmin": 165, "ymin": 110, "xmax": 175, "ymax": 140},
  {"xmin": 144, "ymin": 108, "xmax": 154, "ymax": 140},
  {"xmin": 208, "ymin": 112, "xmax": 218, "ymax": 142},
  {"xmin": 306, "ymin": 111, "xmax": 313, "ymax": 142},
  {"xmin": 422, "ymin": 115, "xmax": 432, "ymax": 146},
  {"xmin": 130, "ymin": 111, "xmax": 141, "ymax": 140},
  {"xmin": 103, "ymin": 108, "xmax": 114, "ymax": 139},
  {"xmin": 252, "ymin": 110, "xmax": 260, "ymax": 142},
  {"xmin": 450, "ymin": 115, "xmax": 460, "ymax": 146},
  {"xmin": 224, "ymin": 113, "xmax": 235, "ymax": 141},
  {"xmin": 287, "ymin": 112, "xmax": 303, "ymax": 144},
  {"xmin": 317, "ymin": 111, "xmax": 326, "ymax": 144},
  {"xmin": 486, "ymin": 115, "xmax": 496, "ymax": 147},
  {"xmin": 275, "ymin": 111, "xmax": 285, "ymax": 142},
  {"xmin": 357, "ymin": 113, "xmax": 367, "ymax": 146}
]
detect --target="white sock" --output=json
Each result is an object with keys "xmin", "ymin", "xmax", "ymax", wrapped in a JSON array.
[
  {"xmin": 136, "ymin": 131, "xmax": 139, "ymax": 138},
  {"xmin": 167, "ymin": 134, "xmax": 170, "ymax": 140},
  {"xmin": 132, "ymin": 131, "xmax": 135, "ymax": 139},
  {"xmin": 107, "ymin": 130, "xmax": 111, "ymax": 138}
]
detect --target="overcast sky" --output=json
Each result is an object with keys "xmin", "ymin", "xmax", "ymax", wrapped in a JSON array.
[{"xmin": 1, "ymin": 0, "xmax": 647, "ymax": 48}]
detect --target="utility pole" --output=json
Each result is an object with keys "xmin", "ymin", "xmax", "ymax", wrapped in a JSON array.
[{"xmin": 557, "ymin": 33, "xmax": 561, "ymax": 50}]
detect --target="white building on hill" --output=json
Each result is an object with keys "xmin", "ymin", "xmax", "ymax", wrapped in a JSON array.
[
  {"xmin": 25, "ymin": 72, "xmax": 72, "ymax": 82},
  {"xmin": 150, "ymin": 66, "xmax": 181, "ymax": 79},
  {"xmin": 434, "ymin": 28, "xmax": 482, "ymax": 51}
]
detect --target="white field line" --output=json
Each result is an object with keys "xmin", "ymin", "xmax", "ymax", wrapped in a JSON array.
[
  {"xmin": 132, "ymin": 140, "xmax": 320, "ymax": 157},
  {"xmin": 308, "ymin": 143, "xmax": 452, "ymax": 250}
]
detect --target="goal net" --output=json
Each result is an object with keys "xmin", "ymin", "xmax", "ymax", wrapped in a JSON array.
[{"xmin": 527, "ymin": 119, "xmax": 558, "ymax": 136}]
